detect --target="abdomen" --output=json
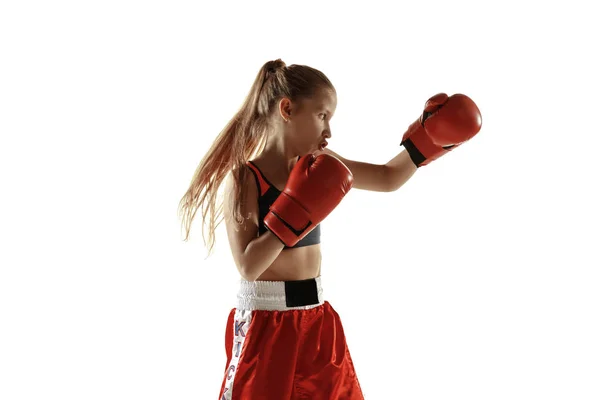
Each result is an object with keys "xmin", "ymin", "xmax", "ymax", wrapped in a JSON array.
[{"xmin": 256, "ymin": 245, "xmax": 321, "ymax": 281}]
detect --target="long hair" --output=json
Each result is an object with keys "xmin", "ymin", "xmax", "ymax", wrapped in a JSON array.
[{"xmin": 177, "ymin": 59, "xmax": 334, "ymax": 255}]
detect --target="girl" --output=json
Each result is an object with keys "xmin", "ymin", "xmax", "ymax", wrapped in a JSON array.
[{"xmin": 178, "ymin": 59, "xmax": 481, "ymax": 399}]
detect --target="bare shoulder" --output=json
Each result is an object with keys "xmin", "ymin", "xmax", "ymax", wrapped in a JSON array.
[
  {"xmin": 315, "ymin": 148, "xmax": 348, "ymax": 163},
  {"xmin": 224, "ymin": 164, "xmax": 258, "ymax": 224},
  {"xmin": 224, "ymin": 164, "xmax": 259, "ymax": 266},
  {"xmin": 314, "ymin": 148, "xmax": 357, "ymax": 172}
]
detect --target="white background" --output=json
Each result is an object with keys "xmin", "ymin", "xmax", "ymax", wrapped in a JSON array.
[{"xmin": 1, "ymin": 0, "xmax": 599, "ymax": 399}]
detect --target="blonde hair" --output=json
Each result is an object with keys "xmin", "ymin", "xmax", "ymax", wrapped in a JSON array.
[{"xmin": 177, "ymin": 59, "xmax": 334, "ymax": 254}]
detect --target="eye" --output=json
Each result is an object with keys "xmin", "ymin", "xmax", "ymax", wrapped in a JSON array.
[{"xmin": 320, "ymin": 113, "xmax": 327, "ymax": 120}]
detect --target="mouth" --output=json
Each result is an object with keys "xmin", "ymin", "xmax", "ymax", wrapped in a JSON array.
[{"xmin": 319, "ymin": 140, "xmax": 328, "ymax": 151}]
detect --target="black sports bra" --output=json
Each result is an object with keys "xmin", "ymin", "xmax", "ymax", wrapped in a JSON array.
[{"xmin": 246, "ymin": 160, "xmax": 321, "ymax": 249}]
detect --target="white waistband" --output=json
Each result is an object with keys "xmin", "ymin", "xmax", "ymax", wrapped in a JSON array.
[{"xmin": 236, "ymin": 276, "xmax": 325, "ymax": 311}]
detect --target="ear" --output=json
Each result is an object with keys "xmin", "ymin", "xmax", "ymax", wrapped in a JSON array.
[{"xmin": 278, "ymin": 97, "xmax": 293, "ymax": 121}]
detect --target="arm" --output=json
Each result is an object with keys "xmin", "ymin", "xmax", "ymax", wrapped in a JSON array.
[
  {"xmin": 314, "ymin": 93, "xmax": 481, "ymax": 191},
  {"xmin": 316, "ymin": 147, "xmax": 417, "ymax": 192},
  {"xmin": 224, "ymin": 167, "xmax": 284, "ymax": 281}
]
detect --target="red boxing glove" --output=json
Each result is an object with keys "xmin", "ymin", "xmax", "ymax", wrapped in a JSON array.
[
  {"xmin": 263, "ymin": 154, "xmax": 353, "ymax": 247},
  {"xmin": 401, "ymin": 93, "xmax": 482, "ymax": 167}
]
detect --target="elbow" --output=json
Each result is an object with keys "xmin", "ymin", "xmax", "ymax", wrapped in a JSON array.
[
  {"xmin": 239, "ymin": 263, "xmax": 256, "ymax": 282},
  {"xmin": 386, "ymin": 183, "xmax": 402, "ymax": 193},
  {"xmin": 386, "ymin": 177, "xmax": 408, "ymax": 192},
  {"xmin": 383, "ymin": 164, "xmax": 417, "ymax": 192},
  {"xmin": 238, "ymin": 259, "xmax": 261, "ymax": 282},
  {"xmin": 381, "ymin": 166, "xmax": 400, "ymax": 192}
]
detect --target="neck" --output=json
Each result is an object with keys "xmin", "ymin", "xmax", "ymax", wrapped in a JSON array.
[{"xmin": 261, "ymin": 132, "xmax": 298, "ymax": 173}]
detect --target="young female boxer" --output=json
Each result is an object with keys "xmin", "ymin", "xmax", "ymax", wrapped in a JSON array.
[{"xmin": 178, "ymin": 58, "xmax": 481, "ymax": 399}]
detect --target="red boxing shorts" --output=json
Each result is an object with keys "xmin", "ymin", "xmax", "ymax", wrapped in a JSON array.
[{"xmin": 218, "ymin": 276, "xmax": 364, "ymax": 399}]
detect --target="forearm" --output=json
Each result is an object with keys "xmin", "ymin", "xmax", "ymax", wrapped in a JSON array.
[
  {"xmin": 383, "ymin": 149, "xmax": 418, "ymax": 191},
  {"xmin": 240, "ymin": 231, "xmax": 285, "ymax": 281}
]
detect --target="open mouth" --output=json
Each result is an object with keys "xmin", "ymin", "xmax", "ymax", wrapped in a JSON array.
[{"xmin": 319, "ymin": 141, "xmax": 328, "ymax": 151}]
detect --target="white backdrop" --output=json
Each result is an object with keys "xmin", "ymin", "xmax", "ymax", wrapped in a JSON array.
[{"xmin": 1, "ymin": 0, "xmax": 599, "ymax": 399}]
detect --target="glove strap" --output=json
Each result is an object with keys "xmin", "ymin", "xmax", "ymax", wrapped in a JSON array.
[{"xmin": 264, "ymin": 193, "xmax": 313, "ymax": 247}]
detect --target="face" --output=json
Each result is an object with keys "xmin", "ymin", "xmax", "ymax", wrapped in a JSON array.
[{"xmin": 281, "ymin": 88, "xmax": 337, "ymax": 155}]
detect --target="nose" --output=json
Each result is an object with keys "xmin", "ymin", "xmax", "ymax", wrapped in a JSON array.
[{"xmin": 323, "ymin": 129, "xmax": 331, "ymax": 139}]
